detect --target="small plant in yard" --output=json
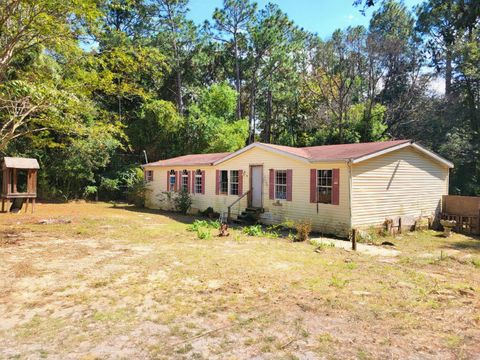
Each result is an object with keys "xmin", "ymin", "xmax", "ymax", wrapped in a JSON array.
[
  {"xmin": 294, "ymin": 220, "xmax": 312, "ymax": 242},
  {"xmin": 329, "ymin": 275, "xmax": 348, "ymax": 288},
  {"xmin": 243, "ymin": 224, "xmax": 264, "ymax": 236},
  {"xmin": 187, "ymin": 220, "xmax": 220, "ymax": 232},
  {"xmin": 187, "ymin": 219, "xmax": 219, "ymax": 240},
  {"xmin": 310, "ymin": 239, "xmax": 335, "ymax": 252},
  {"xmin": 196, "ymin": 228, "xmax": 212, "ymax": 240}
]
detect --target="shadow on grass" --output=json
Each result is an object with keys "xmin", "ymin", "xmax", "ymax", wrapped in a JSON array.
[
  {"xmin": 110, "ymin": 204, "xmax": 203, "ymax": 225},
  {"xmin": 437, "ymin": 233, "xmax": 480, "ymax": 253}
]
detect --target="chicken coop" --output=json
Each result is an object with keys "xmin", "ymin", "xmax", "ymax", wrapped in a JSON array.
[{"xmin": 1, "ymin": 157, "xmax": 40, "ymax": 213}]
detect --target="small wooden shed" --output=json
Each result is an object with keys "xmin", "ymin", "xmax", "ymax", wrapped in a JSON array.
[{"xmin": 1, "ymin": 157, "xmax": 39, "ymax": 213}]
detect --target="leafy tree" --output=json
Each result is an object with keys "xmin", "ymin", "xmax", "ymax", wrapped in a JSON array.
[
  {"xmin": 0, "ymin": 0, "xmax": 99, "ymax": 81},
  {"xmin": 129, "ymin": 99, "xmax": 183, "ymax": 160},
  {"xmin": 152, "ymin": 0, "xmax": 198, "ymax": 115},
  {"xmin": 305, "ymin": 27, "xmax": 365, "ymax": 143},
  {"xmin": 245, "ymin": 3, "xmax": 306, "ymax": 143},
  {"xmin": 210, "ymin": 0, "xmax": 257, "ymax": 120},
  {"xmin": 187, "ymin": 82, "xmax": 248, "ymax": 153}
]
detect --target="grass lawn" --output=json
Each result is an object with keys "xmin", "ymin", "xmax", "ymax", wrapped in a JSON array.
[{"xmin": 0, "ymin": 202, "xmax": 479, "ymax": 359}]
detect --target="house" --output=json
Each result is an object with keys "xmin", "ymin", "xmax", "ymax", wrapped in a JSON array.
[{"xmin": 142, "ymin": 140, "xmax": 453, "ymax": 237}]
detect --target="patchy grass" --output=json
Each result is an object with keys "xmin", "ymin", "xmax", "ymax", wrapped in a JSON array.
[{"xmin": 0, "ymin": 202, "xmax": 479, "ymax": 359}]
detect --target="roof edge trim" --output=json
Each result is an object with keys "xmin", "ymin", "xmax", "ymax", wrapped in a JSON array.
[{"xmin": 213, "ymin": 143, "xmax": 310, "ymax": 165}]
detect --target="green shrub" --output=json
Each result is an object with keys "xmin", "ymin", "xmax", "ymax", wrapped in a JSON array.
[
  {"xmin": 243, "ymin": 225, "xmax": 264, "ymax": 236},
  {"xmin": 173, "ymin": 190, "xmax": 193, "ymax": 214},
  {"xmin": 264, "ymin": 230, "xmax": 279, "ymax": 239},
  {"xmin": 187, "ymin": 219, "xmax": 220, "ymax": 232},
  {"xmin": 83, "ymin": 185, "xmax": 98, "ymax": 200},
  {"xmin": 313, "ymin": 241, "xmax": 335, "ymax": 251},
  {"xmin": 196, "ymin": 228, "xmax": 212, "ymax": 240},
  {"xmin": 294, "ymin": 220, "xmax": 312, "ymax": 242},
  {"xmin": 126, "ymin": 168, "xmax": 148, "ymax": 207}
]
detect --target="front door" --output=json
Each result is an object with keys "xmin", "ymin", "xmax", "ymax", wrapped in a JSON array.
[{"xmin": 250, "ymin": 165, "xmax": 263, "ymax": 208}]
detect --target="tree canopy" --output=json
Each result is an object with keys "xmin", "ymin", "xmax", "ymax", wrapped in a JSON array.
[{"xmin": 1, "ymin": 0, "xmax": 479, "ymax": 198}]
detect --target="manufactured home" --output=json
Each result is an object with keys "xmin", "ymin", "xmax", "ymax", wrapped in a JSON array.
[{"xmin": 143, "ymin": 140, "xmax": 453, "ymax": 237}]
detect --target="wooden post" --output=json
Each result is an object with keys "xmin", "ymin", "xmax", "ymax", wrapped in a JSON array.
[
  {"xmin": 32, "ymin": 198, "xmax": 35, "ymax": 213},
  {"xmin": 398, "ymin": 217, "xmax": 402, "ymax": 234},
  {"xmin": 1, "ymin": 199, "xmax": 5, "ymax": 212},
  {"xmin": 351, "ymin": 228, "xmax": 357, "ymax": 251},
  {"xmin": 12, "ymin": 168, "xmax": 17, "ymax": 193},
  {"xmin": 24, "ymin": 198, "xmax": 29, "ymax": 213}
]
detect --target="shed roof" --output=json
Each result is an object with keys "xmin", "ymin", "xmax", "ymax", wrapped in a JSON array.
[{"xmin": 2, "ymin": 157, "xmax": 40, "ymax": 169}]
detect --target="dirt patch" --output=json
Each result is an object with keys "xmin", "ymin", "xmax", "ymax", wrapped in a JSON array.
[{"xmin": 0, "ymin": 202, "xmax": 479, "ymax": 359}]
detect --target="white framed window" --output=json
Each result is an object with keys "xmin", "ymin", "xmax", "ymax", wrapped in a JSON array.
[
  {"xmin": 195, "ymin": 169, "xmax": 202, "ymax": 194},
  {"xmin": 181, "ymin": 169, "xmax": 189, "ymax": 192},
  {"xmin": 220, "ymin": 170, "xmax": 228, "ymax": 194},
  {"xmin": 275, "ymin": 170, "xmax": 287, "ymax": 200},
  {"xmin": 230, "ymin": 170, "xmax": 239, "ymax": 195},
  {"xmin": 169, "ymin": 170, "xmax": 176, "ymax": 191},
  {"xmin": 317, "ymin": 169, "xmax": 332, "ymax": 204},
  {"xmin": 145, "ymin": 170, "xmax": 153, "ymax": 182}
]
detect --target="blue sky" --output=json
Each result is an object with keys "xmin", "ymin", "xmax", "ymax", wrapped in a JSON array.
[{"xmin": 188, "ymin": 0, "xmax": 423, "ymax": 38}]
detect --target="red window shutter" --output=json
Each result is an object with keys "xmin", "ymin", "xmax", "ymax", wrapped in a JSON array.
[
  {"xmin": 166, "ymin": 171, "xmax": 169, "ymax": 190},
  {"xmin": 286, "ymin": 169, "xmax": 293, "ymax": 201},
  {"xmin": 332, "ymin": 168, "xmax": 340, "ymax": 205},
  {"xmin": 201, "ymin": 171, "xmax": 205, "ymax": 194},
  {"xmin": 269, "ymin": 169, "xmax": 274, "ymax": 200},
  {"xmin": 310, "ymin": 169, "xmax": 317, "ymax": 203},
  {"xmin": 175, "ymin": 171, "xmax": 179, "ymax": 191},
  {"xmin": 215, "ymin": 170, "xmax": 220, "ymax": 195},
  {"xmin": 238, "ymin": 170, "xmax": 243, "ymax": 196}
]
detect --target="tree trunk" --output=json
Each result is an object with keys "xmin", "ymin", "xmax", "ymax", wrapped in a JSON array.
[
  {"xmin": 264, "ymin": 89, "xmax": 272, "ymax": 143},
  {"xmin": 234, "ymin": 33, "xmax": 242, "ymax": 120},
  {"xmin": 175, "ymin": 67, "xmax": 184, "ymax": 116},
  {"xmin": 445, "ymin": 47, "xmax": 452, "ymax": 99},
  {"xmin": 248, "ymin": 81, "xmax": 256, "ymax": 144}
]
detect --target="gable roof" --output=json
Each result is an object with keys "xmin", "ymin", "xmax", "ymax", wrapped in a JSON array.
[
  {"xmin": 261, "ymin": 140, "xmax": 412, "ymax": 162},
  {"xmin": 144, "ymin": 140, "xmax": 453, "ymax": 168},
  {"xmin": 2, "ymin": 157, "xmax": 40, "ymax": 169},
  {"xmin": 144, "ymin": 152, "xmax": 231, "ymax": 167},
  {"xmin": 214, "ymin": 140, "xmax": 453, "ymax": 168}
]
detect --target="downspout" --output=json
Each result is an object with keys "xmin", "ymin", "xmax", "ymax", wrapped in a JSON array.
[{"xmin": 347, "ymin": 159, "xmax": 353, "ymax": 232}]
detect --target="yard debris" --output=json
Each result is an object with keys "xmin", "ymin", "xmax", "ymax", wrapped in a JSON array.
[
  {"xmin": 38, "ymin": 218, "xmax": 72, "ymax": 225},
  {"xmin": 0, "ymin": 232, "xmax": 22, "ymax": 246},
  {"xmin": 381, "ymin": 241, "xmax": 395, "ymax": 246},
  {"xmin": 218, "ymin": 223, "xmax": 230, "ymax": 237},
  {"xmin": 458, "ymin": 288, "xmax": 475, "ymax": 297},
  {"xmin": 440, "ymin": 219, "xmax": 456, "ymax": 237}
]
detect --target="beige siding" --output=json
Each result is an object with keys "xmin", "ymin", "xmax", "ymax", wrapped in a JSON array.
[
  {"xmin": 351, "ymin": 147, "xmax": 449, "ymax": 228},
  {"xmin": 144, "ymin": 147, "xmax": 351, "ymax": 236}
]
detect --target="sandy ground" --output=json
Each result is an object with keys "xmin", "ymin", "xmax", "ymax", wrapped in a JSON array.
[{"xmin": 0, "ymin": 202, "xmax": 479, "ymax": 359}]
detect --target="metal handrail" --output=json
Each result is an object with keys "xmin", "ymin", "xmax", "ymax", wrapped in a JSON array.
[{"xmin": 227, "ymin": 189, "xmax": 251, "ymax": 222}]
